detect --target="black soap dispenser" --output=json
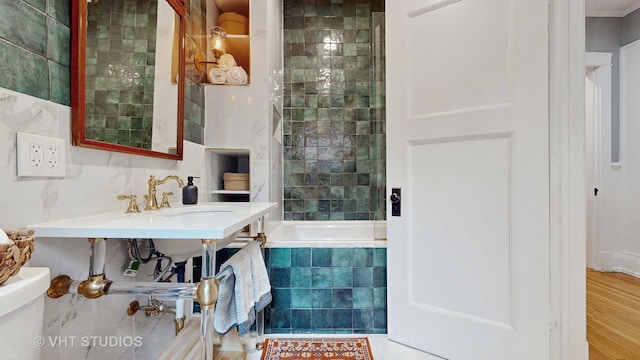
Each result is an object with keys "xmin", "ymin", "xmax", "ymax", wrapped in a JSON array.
[{"xmin": 182, "ymin": 176, "xmax": 199, "ymax": 205}]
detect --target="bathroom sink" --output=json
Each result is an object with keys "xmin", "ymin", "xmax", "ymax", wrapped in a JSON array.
[
  {"xmin": 151, "ymin": 205, "xmax": 246, "ymax": 260},
  {"xmin": 160, "ymin": 204, "xmax": 241, "ymax": 218},
  {"xmin": 27, "ymin": 202, "xmax": 277, "ymax": 243},
  {"xmin": 152, "ymin": 229, "xmax": 243, "ymax": 262}
]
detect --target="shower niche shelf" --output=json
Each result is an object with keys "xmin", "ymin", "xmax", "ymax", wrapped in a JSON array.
[{"xmin": 206, "ymin": 147, "xmax": 250, "ymax": 202}]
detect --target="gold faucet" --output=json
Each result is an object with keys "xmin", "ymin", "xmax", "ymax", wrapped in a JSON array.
[{"xmin": 144, "ymin": 175, "xmax": 185, "ymax": 211}]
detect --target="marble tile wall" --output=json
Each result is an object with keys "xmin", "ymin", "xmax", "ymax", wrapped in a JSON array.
[{"xmin": 0, "ymin": 87, "xmax": 207, "ymax": 359}]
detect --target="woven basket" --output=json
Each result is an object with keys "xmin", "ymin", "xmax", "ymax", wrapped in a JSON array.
[{"xmin": 0, "ymin": 229, "xmax": 35, "ymax": 285}]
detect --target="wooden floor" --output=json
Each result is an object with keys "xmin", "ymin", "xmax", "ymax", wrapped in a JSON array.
[{"xmin": 587, "ymin": 269, "xmax": 640, "ymax": 360}]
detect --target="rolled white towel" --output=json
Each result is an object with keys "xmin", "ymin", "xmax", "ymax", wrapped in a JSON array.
[
  {"xmin": 226, "ymin": 66, "xmax": 248, "ymax": 85},
  {"xmin": 217, "ymin": 53, "xmax": 237, "ymax": 70},
  {"xmin": 208, "ymin": 67, "xmax": 227, "ymax": 84}
]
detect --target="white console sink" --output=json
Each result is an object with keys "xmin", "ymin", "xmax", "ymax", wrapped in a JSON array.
[
  {"xmin": 28, "ymin": 202, "xmax": 277, "ymax": 257},
  {"xmin": 159, "ymin": 204, "xmax": 241, "ymax": 218},
  {"xmin": 152, "ymin": 229, "xmax": 243, "ymax": 262},
  {"xmin": 149, "ymin": 205, "xmax": 247, "ymax": 260}
]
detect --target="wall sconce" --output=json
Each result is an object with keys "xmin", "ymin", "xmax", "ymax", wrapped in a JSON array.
[
  {"xmin": 193, "ymin": 26, "xmax": 227, "ymax": 73},
  {"xmin": 210, "ymin": 26, "xmax": 227, "ymax": 57}
]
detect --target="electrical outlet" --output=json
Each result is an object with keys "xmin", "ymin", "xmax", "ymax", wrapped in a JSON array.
[
  {"xmin": 17, "ymin": 132, "xmax": 66, "ymax": 177},
  {"xmin": 47, "ymin": 145, "xmax": 60, "ymax": 168},
  {"xmin": 29, "ymin": 144, "xmax": 43, "ymax": 167}
]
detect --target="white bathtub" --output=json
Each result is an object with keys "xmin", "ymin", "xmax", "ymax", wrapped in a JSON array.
[{"xmin": 260, "ymin": 220, "xmax": 387, "ymax": 248}]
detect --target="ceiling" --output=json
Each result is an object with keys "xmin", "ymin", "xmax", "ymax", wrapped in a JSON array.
[{"xmin": 586, "ymin": 0, "xmax": 640, "ymax": 17}]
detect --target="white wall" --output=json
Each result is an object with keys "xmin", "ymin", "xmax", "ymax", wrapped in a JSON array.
[
  {"xmin": 204, "ymin": 0, "xmax": 283, "ymax": 232},
  {"xmin": 599, "ymin": 39, "xmax": 640, "ymax": 276}
]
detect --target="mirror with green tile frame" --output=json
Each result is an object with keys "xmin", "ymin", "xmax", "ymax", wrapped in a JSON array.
[{"xmin": 71, "ymin": 0, "xmax": 185, "ymax": 160}]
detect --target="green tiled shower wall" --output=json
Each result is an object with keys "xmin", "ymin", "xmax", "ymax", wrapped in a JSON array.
[
  {"xmin": 0, "ymin": 0, "xmax": 70, "ymax": 105},
  {"xmin": 213, "ymin": 246, "xmax": 387, "ymax": 334},
  {"xmin": 283, "ymin": 0, "xmax": 386, "ymax": 221},
  {"xmin": 183, "ymin": 0, "xmax": 206, "ymax": 145},
  {"xmin": 84, "ymin": 0, "xmax": 158, "ymax": 149}
]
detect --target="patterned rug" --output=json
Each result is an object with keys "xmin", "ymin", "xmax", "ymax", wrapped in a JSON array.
[{"xmin": 260, "ymin": 337, "xmax": 374, "ymax": 360}]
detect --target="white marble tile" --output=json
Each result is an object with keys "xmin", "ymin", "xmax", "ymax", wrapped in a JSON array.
[{"xmin": 133, "ymin": 311, "xmax": 178, "ymax": 359}]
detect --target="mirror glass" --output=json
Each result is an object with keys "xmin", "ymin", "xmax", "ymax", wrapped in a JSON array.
[{"xmin": 71, "ymin": 0, "xmax": 185, "ymax": 160}]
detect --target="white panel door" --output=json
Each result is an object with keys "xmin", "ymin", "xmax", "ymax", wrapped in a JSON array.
[{"xmin": 386, "ymin": 0, "xmax": 550, "ymax": 359}]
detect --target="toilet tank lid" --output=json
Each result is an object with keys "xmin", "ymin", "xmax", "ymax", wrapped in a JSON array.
[{"xmin": 0, "ymin": 267, "xmax": 50, "ymax": 318}]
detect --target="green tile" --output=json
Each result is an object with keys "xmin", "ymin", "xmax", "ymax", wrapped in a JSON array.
[
  {"xmin": 291, "ymin": 267, "xmax": 311, "ymax": 287},
  {"xmin": 290, "ymin": 199, "xmax": 304, "ymax": 212},
  {"xmin": 353, "ymin": 267, "xmax": 374, "ymax": 291},
  {"xmin": 354, "ymin": 248, "xmax": 373, "ymax": 267},
  {"xmin": 353, "ymin": 309, "xmax": 373, "ymax": 329},
  {"xmin": 0, "ymin": 1, "xmax": 47, "ymax": 56},
  {"xmin": 304, "ymin": 199, "xmax": 318, "ymax": 212},
  {"xmin": 332, "ymin": 267, "xmax": 353, "ymax": 288},
  {"xmin": 270, "ymin": 308, "xmax": 291, "ymax": 329},
  {"xmin": 303, "ymin": 4, "xmax": 317, "ymax": 17},
  {"xmin": 312, "ymin": 309, "xmax": 332, "ymax": 329},
  {"xmin": 333, "ymin": 309, "xmax": 353, "ymax": 328},
  {"xmin": 270, "ymin": 248, "xmax": 292, "ymax": 267},
  {"xmin": 272, "ymin": 288, "xmax": 292, "ymax": 308},
  {"xmin": 271, "ymin": 268, "xmax": 291, "ymax": 288},
  {"xmin": 0, "ymin": 41, "xmax": 49, "ymax": 100},
  {"xmin": 312, "ymin": 248, "xmax": 332, "ymax": 267},
  {"xmin": 373, "ymin": 288, "xmax": 386, "ymax": 308},
  {"xmin": 330, "ymin": 186, "xmax": 344, "ymax": 199},
  {"xmin": 312, "ymin": 289, "xmax": 332, "ymax": 308},
  {"xmin": 332, "ymin": 248, "xmax": 353, "ymax": 267},
  {"xmin": 47, "ymin": 18, "xmax": 70, "ymax": 66},
  {"xmin": 48, "ymin": 0, "xmax": 71, "ymax": 26},
  {"xmin": 291, "ymin": 289, "xmax": 311, "ymax": 308},
  {"xmin": 373, "ymin": 266, "xmax": 386, "ymax": 287},
  {"xmin": 24, "ymin": 0, "xmax": 46, "ymax": 12},
  {"xmin": 291, "ymin": 248, "xmax": 311, "ymax": 267},
  {"xmin": 291, "ymin": 309, "xmax": 311, "ymax": 328},
  {"xmin": 330, "ymin": 200, "xmax": 344, "ymax": 213},
  {"xmin": 117, "ymin": 129, "xmax": 131, "ymax": 145},
  {"xmin": 332, "ymin": 289, "xmax": 353, "ymax": 309},
  {"xmin": 373, "ymin": 248, "xmax": 386, "ymax": 266},
  {"xmin": 105, "ymin": 116, "xmax": 117, "ymax": 129},
  {"xmin": 49, "ymin": 60, "xmax": 70, "ymax": 105},
  {"xmin": 311, "ymin": 268, "xmax": 332, "ymax": 288},
  {"xmin": 374, "ymin": 309, "xmax": 386, "ymax": 329},
  {"xmin": 104, "ymin": 128, "xmax": 118, "ymax": 143},
  {"xmin": 353, "ymin": 288, "xmax": 373, "ymax": 309}
]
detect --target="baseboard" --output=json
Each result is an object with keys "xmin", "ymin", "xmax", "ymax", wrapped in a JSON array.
[{"xmin": 599, "ymin": 251, "xmax": 640, "ymax": 278}]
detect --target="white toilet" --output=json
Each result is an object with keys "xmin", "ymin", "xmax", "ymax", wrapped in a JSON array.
[{"xmin": 0, "ymin": 267, "xmax": 50, "ymax": 360}]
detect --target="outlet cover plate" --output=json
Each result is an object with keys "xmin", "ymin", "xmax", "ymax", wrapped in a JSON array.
[{"xmin": 17, "ymin": 132, "xmax": 66, "ymax": 177}]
